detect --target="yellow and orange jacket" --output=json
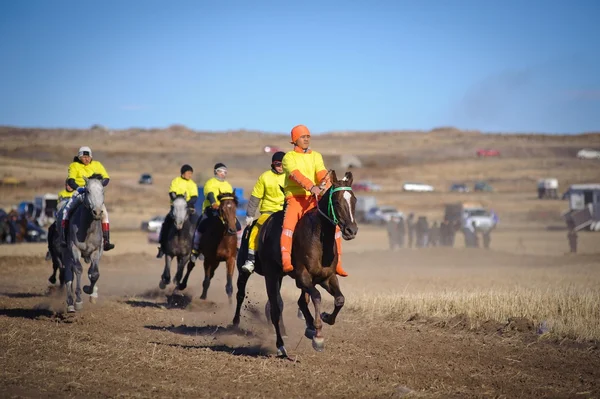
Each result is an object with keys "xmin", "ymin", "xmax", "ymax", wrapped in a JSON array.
[
  {"xmin": 250, "ymin": 170, "xmax": 286, "ymax": 214},
  {"xmin": 169, "ymin": 176, "xmax": 198, "ymax": 202},
  {"xmin": 67, "ymin": 159, "xmax": 109, "ymax": 188},
  {"xmin": 202, "ymin": 177, "xmax": 234, "ymax": 210},
  {"xmin": 282, "ymin": 148, "xmax": 328, "ymax": 198},
  {"xmin": 58, "ymin": 189, "xmax": 74, "ymax": 201}
]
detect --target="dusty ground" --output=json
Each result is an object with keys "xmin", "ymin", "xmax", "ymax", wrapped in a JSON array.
[{"xmin": 1, "ymin": 127, "xmax": 600, "ymax": 398}]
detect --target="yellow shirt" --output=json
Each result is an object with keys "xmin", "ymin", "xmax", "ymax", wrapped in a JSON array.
[
  {"xmin": 251, "ymin": 170, "xmax": 285, "ymax": 213},
  {"xmin": 68, "ymin": 160, "xmax": 109, "ymax": 187},
  {"xmin": 282, "ymin": 150, "xmax": 326, "ymax": 197},
  {"xmin": 169, "ymin": 176, "xmax": 198, "ymax": 202},
  {"xmin": 58, "ymin": 189, "xmax": 74, "ymax": 201},
  {"xmin": 202, "ymin": 177, "xmax": 234, "ymax": 210}
]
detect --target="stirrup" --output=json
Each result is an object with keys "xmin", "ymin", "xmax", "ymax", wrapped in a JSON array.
[{"xmin": 241, "ymin": 260, "xmax": 255, "ymax": 274}]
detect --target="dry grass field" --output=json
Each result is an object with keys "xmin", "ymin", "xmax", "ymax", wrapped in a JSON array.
[{"xmin": 1, "ymin": 126, "xmax": 600, "ymax": 398}]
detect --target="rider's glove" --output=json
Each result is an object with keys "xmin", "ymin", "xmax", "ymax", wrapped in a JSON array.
[
  {"xmin": 76, "ymin": 187, "xmax": 85, "ymax": 194},
  {"xmin": 309, "ymin": 186, "xmax": 321, "ymax": 196},
  {"xmin": 245, "ymin": 216, "xmax": 254, "ymax": 226}
]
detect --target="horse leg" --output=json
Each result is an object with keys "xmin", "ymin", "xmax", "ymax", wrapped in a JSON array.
[
  {"xmin": 74, "ymin": 256, "xmax": 84, "ymax": 311},
  {"xmin": 225, "ymin": 255, "xmax": 235, "ymax": 304},
  {"xmin": 232, "ymin": 265, "xmax": 250, "ymax": 326},
  {"xmin": 306, "ymin": 284, "xmax": 325, "ymax": 352},
  {"xmin": 177, "ymin": 255, "xmax": 195, "ymax": 291},
  {"xmin": 83, "ymin": 250, "xmax": 100, "ymax": 303},
  {"xmin": 64, "ymin": 251, "xmax": 75, "ymax": 312},
  {"xmin": 265, "ymin": 275, "xmax": 287, "ymax": 357},
  {"xmin": 298, "ymin": 290, "xmax": 315, "ymax": 336},
  {"xmin": 49, "ymin": 260, "xmax": 58, "ymax": 285},
  {"xmin": 200, "ymin": 259, "xmax": 217, "ymax": 300},
  {"xmin": 174, "ymin": 255, "xmax": 185, "ymax": 287},
  {"xmin": 276, "ymin": 277, "xmax": 287, "ymax": 337},
  {"xmin": 320, "ymin": 276, "xmax": 345, "ymax": 326},
  {"xmin": 159, "ymin": 255, "xmax": 172, "ymax": 289}
]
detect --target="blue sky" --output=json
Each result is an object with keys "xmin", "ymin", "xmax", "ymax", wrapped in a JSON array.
[{"xmin": 1, "ymin": 0, "xmax": 598, "ymax": 134}]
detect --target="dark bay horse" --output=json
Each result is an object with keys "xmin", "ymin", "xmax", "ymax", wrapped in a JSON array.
[
  {"xmin": 64, "ymin": 175, "xmax": 105, "ymax": 312},
  {"xmin": 158, "ymin": 196, "xmax": 197, "ymax": 291},
  {"xmin": 179, "ymin": 192, "xmax": 238, "ymax": 302},
  {"xmin": 233, "ymin": 170, "xmax": 358, "ymax": 356},
  {"xmin": 47, "ymin": 221, "xmax": 65, "ymax": 286}
]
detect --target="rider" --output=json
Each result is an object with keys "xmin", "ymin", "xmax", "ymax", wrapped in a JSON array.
[
  {"xmin": 191, "ymin": 163, "xmax": 240, "ymax": 261},
  {"xmin": 60, "ymin": 146, "xmax": 115, "ymax": 251},
  {"xmin": 241, "ymin": 151, "xmax": 286, "ymax": 274},
  {"xmin": 281, "ymin": 125, "xmax": 348, "ymax": 277},
  {"xmin": 46, "ymin": 179, "xmax": 75, "ymax": 260},
  {"xmin": 156, "ymin": 164, "xmax": 198, "ymax": 258}
]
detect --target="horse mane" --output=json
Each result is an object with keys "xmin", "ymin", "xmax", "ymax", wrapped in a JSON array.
[
  {"xmin": 217, "ymin": 192, "xmax": 238, "ymax": 206},
  {"xmin": 87, "ymin": 173, "xmax": 104, "ymax": 181}
]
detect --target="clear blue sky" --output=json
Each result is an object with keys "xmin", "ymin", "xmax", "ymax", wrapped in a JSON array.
[{"xmin": 1, "ymin": 0, "xmax": 598, "ymax": 134}]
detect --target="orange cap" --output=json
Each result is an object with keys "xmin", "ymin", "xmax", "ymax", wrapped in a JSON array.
[{"xmin": 291, "ymin": 124, "xmax": 310, "ymax": 144}]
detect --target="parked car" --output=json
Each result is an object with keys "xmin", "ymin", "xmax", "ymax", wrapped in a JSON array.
[
  {"xmin": 403, "ymin": 182, "xmax": 435, "ymax": 192},
  {"xmin": 141, "ymin": 215, "xmax": 165, "ymax": 232},
  {"xmin": 139, "ymin": 173, "xmax": 153, "ymax": 185},
  {"xmin": 352, "ymin": 180, "xmax": 382, "ymax": 192},
  {"xmin": 450, "ymin": 183, "xmax": 469, "ymax": 193},
  {"xmin": 473, "ymin": 181, "xmax": 494, "ymax": 192},
  {"xmin": 476, "ymin": 149, "xmax": 501, "ymax": 157},
  {"xmin": 577, "ymin": 149, "xmax": 600, "ymax": 160},
  {"xmin": 364, "ymin": 206, "xmax": 404, "ymax": 225}
]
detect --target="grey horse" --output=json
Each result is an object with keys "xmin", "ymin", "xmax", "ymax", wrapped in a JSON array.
[
  {"xmin": 64, "ymin": 175, "xmax": 105, "ymax": 312},
  {"xmin": 159, "ymin": 196, "xmax": 197, "ymax": 291}
]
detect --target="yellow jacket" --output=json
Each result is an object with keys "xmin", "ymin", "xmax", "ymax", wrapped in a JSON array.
[
  {"xmin": 58, "ymin": 189, "xmax": 74, "ymax": 201},
  {"xmin": 68, "ymin": 160, "xmax": 109, "ymax": 187},
  {"xmin": 169, "ymin": 176, "xmax": 198, "ymax": 202},
  {"xmin": 251, "ymin": 170, "xmax": 285, "ymax": 213},
  {"xmin": 202, "ymin": 177, "xmax": 233, "ymax": 210},
  {"xmin": 282, "ymin": 149, "xmax": 327, "ymax": 197}
]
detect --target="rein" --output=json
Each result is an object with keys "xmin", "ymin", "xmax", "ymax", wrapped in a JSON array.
[{"xmin": 315, "ymin": 186, "xmax": 353, "ymax": 225}]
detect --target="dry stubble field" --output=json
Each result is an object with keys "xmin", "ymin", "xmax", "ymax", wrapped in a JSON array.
[{"xmin": 1, "ymin": 126, "xmax": 600, "ymax": 398}]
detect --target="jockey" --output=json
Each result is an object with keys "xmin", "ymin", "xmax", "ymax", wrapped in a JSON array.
[
  {"xmin": 57, "ymin": 179, "xmax": 75, "ymax": 212},
  {"xmin": 60, "ymin": 146, "xmax": 115, "ymax": 251},
  {"xmin": 241, "ymin": 151, "xmax": 286, "ymax": 274},
  {"xmin": 191, "ymin": 163, "xmax": 240, "ymax": 261},
  {"xmin": 281, "ymin": 125, "xmax": 348, "ymax": 276},
  {"xmin": 156, "ymin": 164, "xmax": 198, "ymax": 258}
]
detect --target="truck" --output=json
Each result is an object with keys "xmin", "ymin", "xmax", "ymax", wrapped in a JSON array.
[
  {"xmin": 33, "ymin": 193, "xmax": 59, "ymax": 226},
  {"xmin": 444, "ymin": 202, "xmax": 497, "ymax": 233},
  {"xmin": 537, "ymin": 178, "xmax": 559, "ymax": 199},
  {"xmin": 562, "ymin": 184, "xmax": 600, "ymax": 231}
]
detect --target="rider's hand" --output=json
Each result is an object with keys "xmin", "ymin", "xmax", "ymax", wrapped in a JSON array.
[
  {"xmin": 76, "ymin": 187, "xmax": 85, "ymax": 194},
  {"xmin": 310, "ymin": 186, "xmax": 322, "ymax": 196},
  {"xmin": 211, "ymin": 203, "xmax": 219, "ymax": 210},
  {"xmin": 245, "ymin": 216, "xmax": 254, "ymax": 226}
]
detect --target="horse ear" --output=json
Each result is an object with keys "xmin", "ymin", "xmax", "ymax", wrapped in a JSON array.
[
  {"xmin": 343, "ymin": 171, "xmax": 354, "ymax": 186},
  {"xmin": 329, "ymin": 170, "xmax": 338, "ymax": 183},
  {"xmin": 232, "ymin": 188, "xmax": 236, "ymax": 197}
]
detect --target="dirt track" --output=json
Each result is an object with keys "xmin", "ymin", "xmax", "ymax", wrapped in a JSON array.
[{"xmin": 1, "ymin": 232, "xmax": 599, "ymax": 398}]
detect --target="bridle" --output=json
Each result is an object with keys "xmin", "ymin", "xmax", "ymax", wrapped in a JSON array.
[{"xmin": 218, "ymin": 195, "xmax": 237, "ymax": 235}]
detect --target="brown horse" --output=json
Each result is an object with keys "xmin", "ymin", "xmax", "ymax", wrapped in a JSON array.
[
  {"xmin": 233, "ymin": 170, "xmax": 358, "ymax": 357},
  {"xmin": 178, "ymin": 192, "xmax": 239, "ymax": 302}
]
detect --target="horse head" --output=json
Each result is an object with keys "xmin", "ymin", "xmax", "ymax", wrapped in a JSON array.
[
  {"xmin": 217, "ymin": 191, "xmax": 238, "ymax": 236},
  {"xmin": 83, "ymin": 174, "xmax": 105, "ymax": 220},
  {"xmin": 171, "ymin": 195, "xmax": 189, "ymax": 230},
  {"xmin": 319, "ymin": 170, "xmax": 358, "ymax": 240}
]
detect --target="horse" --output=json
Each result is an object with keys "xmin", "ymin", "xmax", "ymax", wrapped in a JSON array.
[
  {"xmin": 178, "ymin": 192, "xmax": 239, "ymax": 302},
  {"xmin": 233, "ymin": 170, "xmax": 358, "ymax": 357},
  {"xmin": 46, "ymin": 221, "xmax": 65, "ymax": 286},
  {"xmin": 64, "ymin": 175, "xmax": 105, "ymax": 312},
  {"xmin": 158, "ymin": 195, "xmax": 198, "ymax": 291}
]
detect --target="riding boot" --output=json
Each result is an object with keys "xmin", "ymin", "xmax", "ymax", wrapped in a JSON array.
[
  {"xmin": 241, "ymin": 252, "xmax": 255, "ymax": 274},
  {"xmin": 281, "ymin": 232, "xmax": 294, "ymax": 273},
  {"xmin": 335, "ymin": 227, "xmax": 348, "ymax": 277},
  {"xmin": 102, "ymin": 223, "xmax": 115, "ymax": 251}
]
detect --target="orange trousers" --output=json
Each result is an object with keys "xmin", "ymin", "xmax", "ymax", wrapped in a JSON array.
[{"xmin": 281, "ymin": 195, "xmax": 347, "ymax": 276}]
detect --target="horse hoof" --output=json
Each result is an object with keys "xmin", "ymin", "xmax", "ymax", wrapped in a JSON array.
[
  {"xmin": 277, "ymin": 346, "xmax": 288, "ymax": 358},
  {"xmin": 89, "ymin": 295, "xmax": 97, "ymax": 304},
  {"xmin": 49, "ymin": 276, "xmax": 56, "ymax": 285},
  {"xmin": 83, "ymin": 285, "xmax": 93, "ymax": 295},
  {"xmin": 159, "ymin": 281, "xmax": 167, "ymax": 290},
  {"xmin": 304, "ymin": 327, "xmax": 316, "ymax": 339},
  {"xmin": 177, "ymin": 283, "xmax": 187, "ymax": 291},
  {"xmin": 74, "ymin": 302, "xmax": 83, "ymax": 311},
  {"xmin": 321, "ymin": 312, "xmax": 334, "ymax": 325},
  {"xmin": 312, "ymin": 337, "xmax": 325, "ymax": 352},
  {"xmin": 67, "ymin": 305, "xmax": 76, "ymax": 313},
  {"xmin": 297, "ymin": 308, "xmax": 305, "ymax": 320}
]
